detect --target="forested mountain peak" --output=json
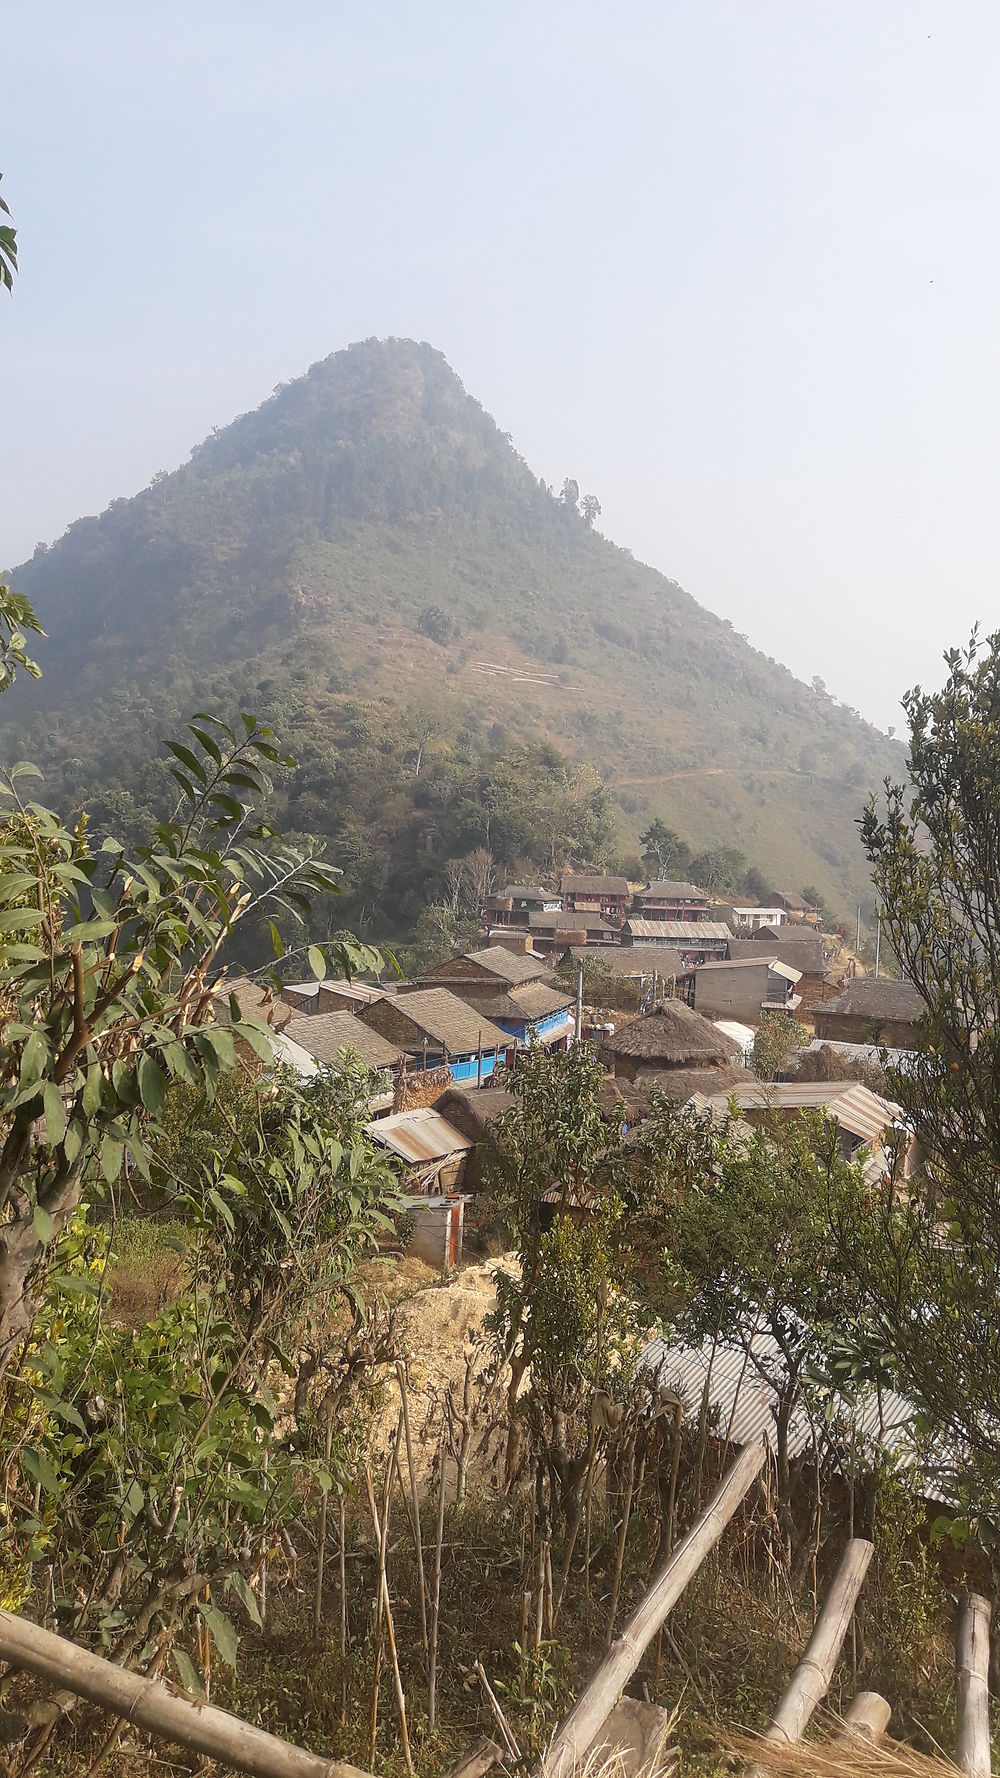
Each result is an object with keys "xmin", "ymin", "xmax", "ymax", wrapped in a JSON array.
[{"xmin": 2, "ymin": 337, "xmax": 901, "ymax": 925}]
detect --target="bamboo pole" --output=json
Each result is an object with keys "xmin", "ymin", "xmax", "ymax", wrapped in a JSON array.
[
  {"xmin": 365, "ymin": 1464, "xmax": 414, "ymax": 1775},
  {"xmin": 338, "ymin": 1494, "xmax": 348, "ymax": 1727},
  {"xmin": 0, "ymin": 1609, "xmax": 373, "ymax": 1778},
  {"xmin": 396, "ymin": 1360, "xmax": 429, "ymax": 1654},
  {"xmin": 542, "ymin": 1439, "xmax": 766, "ymax": 1776},
  {"xmin": 428, "ymin": 1434, "xmax": 448, "ymax": 1734},
  {"xmin": 314, "ymin": 1409, "xmax": 335, "ymax": 1642},
  {"xmin": 748, "ymin": 1537, "xmax": 874, "ymax": 1774},
  {"xmin": 835, "ymin": 1692, "xmax": 891, "ymax": 1744},
  {"xmin": 475, "ymin": 1658, "xmax": 522, "ymax": 1761},
  {"xmin": 956, "ymin": 1591, "xmax": 992, "ymax": 1778},
  {"xmin": 604, "ymin": 1438, "xmax": 637, "ymax": 1648}
]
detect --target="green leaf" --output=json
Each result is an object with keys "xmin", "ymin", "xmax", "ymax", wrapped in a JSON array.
[
  {"xmin": 269, "ymin": 920, "xmax": 284, "ymax": 959},
  {"xmin": 63, "ymin": 1120, "xmax": 84, "ymax": 1166},
  {"xmin": 101, "ymin": 1137, "xmax": 123, "ymax": 1182},
  {"xmin": 138, "ymin": 1054, "xmax": 166, "ymax": 1114},
  {"xmin": 197, "ymin": 1602, "xmax": 239, "ymax": 1670},
  {"xmin": 22, "ymin": 1447, "xmax": 61, "ymax": 1495},
  {"xmin": 20, "ymin": 1030, "xmax": 49, "ymax": 1085},
  {"xmin": 82, "ymin": 1066, "xmax": 104, "ymax": 1116},
  {"xmin": 33, "ymin": 1204, "xmax": 55, "ymax": 1246},
  {"xmin": 42, "ymin": 1082, "xmax": 66, "ymax": 1147},
  {"xmin": 227, "ymin": 1570, "xmax": 263, "ymax": 1629},
  {"xmin": 172, "ymin": 1646, "xmax": 205, "ymax": 1698},
  {"xmin": 165, "ymin": 740, "xmax": 208, "ymax": 784},
  {"xmin": 308, "ymin": 944, "xmax": 327, "ymax": 982}
]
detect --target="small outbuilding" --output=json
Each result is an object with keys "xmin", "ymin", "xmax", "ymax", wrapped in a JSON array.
[{"xmin": 600, "ymin": 999, "xmax": 745, "ymax": 1096}]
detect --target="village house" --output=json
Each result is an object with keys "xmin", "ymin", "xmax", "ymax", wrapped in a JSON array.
[
  {"xmin": 479, "ymin": 980, "xmax": 576, "ymax": 1050},
  {"xmin": 280, "ymin": 978, "xmax": 388, "ymax": 1016},
  {"xmin": 356, "ymin": 988, "xmax": 511, "ymax": 1083},
  {"xmin": 211, "ymin": 976, "xmax": 321, "ymax": 1079},
  {"xmin": 679, "ymin": 955, "xmax": 803, "ymax": 1022},
  {"xmin": 568, "ymin": 944, "xmax": 682, "ymax": 988},
  {"xmin": 734, "ymin": 927, "xmax": 835, "ymax": 1014},
  {"xmin": 688, "ymin": 1079, "xmax": 918, "ymax": 1178},
  {"xmin": 283, "ymin": 1010, "xmax": 403, "ymax": 1088},
  {"xmin": 484, "ymin": 883, "xmax": 563, "ymax": 928},
  {"xmin": 620, "ymin": 918, "xmax": 731, "ymax": 965},
  {"xmin": 599, "ymin": 999, "xmax": 747, "ymax": 1102},
  {"xmin": 524, "ymin": 909, "xmax": 618, "ymax": 955},
  {"xmin": 631, "ymin": 879, "xmax": 710, "ymax": 921},
  {"xmin": 560, "ymin": 873, "xmax": 630, "ymax": 923},
  {"xmin": 405, "ymin": 945, "xmax": 552, "ymax": 1005},
  {"xmin": 773, "ymin": 890, "xmax": 821, "ymax": 925},
  {"xmin": 812, "ymin": 977, "xmax": 925, "ymax": 1049},
  {"xmin": 365, "ymin": 1107, "xmax": 473, "ymax": 1272},
  {"xmin": 730, "ymin": 905, "xmax": 789, "ymax": 931}
]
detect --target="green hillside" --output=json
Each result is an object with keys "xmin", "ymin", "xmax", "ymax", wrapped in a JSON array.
[{"xmin": 1, "ymin": 338, "xmax": 900, "ymax": 933}]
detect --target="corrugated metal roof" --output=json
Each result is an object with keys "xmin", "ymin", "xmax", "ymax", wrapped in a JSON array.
[
  {"xmin": 804, "ymin": 1038, "xmax": 915, "ymax": 1069},
  {"xmin": 695, "ymin": 1080, "xmax": 903, "ymax": 1144},
  {"xmin": 627, "ymin": 920, "xmax": 732, "ymax": 942},
  {"xmin": 365, "ymin": 1107, "xmax": 473, "ymax": 1165},
  {"xmin": 713, "ymin": 1019, "xmax": 756, "ymax": 1054},
  {"xmin": 641, "ymin": 1331, "xmax": 919, "ymax": 1468}
]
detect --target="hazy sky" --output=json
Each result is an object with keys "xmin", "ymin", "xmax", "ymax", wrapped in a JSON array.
[{"xmin": 3, "ymin": 2, "xmax": 997, "ymax": 731}]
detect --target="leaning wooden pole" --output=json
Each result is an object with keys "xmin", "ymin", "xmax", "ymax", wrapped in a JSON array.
[
  {"xmin": 748, "ymin": 1537, "xmax": 874, "ymax": 1775},
  {"xmin": 542, "ymin": 1439, "xmax": 766, "ymax": 1777},
  {"xmin": 0, "ymin": 1609, "xmax": 373, "ymax": 1778},
  {"xmin": 956, "ymin": 1591, "xmax": 992, "ymax": 1778}
]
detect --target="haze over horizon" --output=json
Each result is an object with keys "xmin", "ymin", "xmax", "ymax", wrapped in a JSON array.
[{"xmin": 3, "ymin": 1, "xmax": 997, "ymax": 732}]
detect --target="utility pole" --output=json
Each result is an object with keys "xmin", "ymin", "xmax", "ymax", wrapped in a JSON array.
[
  {"xmin": 874, "ymin": 915, "xmax": 881, "ymax": 980},
  {"xmin": 856, "ymin": 904, "xmax": 862, "ymax": 953},
  {"xmin": 575, "ymin": 961, "xmax": 584, "ymax": 1043}
]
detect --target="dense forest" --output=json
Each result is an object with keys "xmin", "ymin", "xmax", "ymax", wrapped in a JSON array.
[{"xmin": 0, "ymin": 337, "xmax": 903, "ymax": 928}]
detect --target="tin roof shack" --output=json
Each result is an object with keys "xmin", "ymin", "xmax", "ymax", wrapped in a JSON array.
[
  {"xmin": 600, "ymin": 1000, "xmax": 746, "ymax": 1101},
  {"xmin": 689, "ymin": 1079, "xmax": 917, "ymax": 1179},
  {"xmin": 560, "ymin": 874, "xmax": 630, "ymax": 923},
  {"xmin": 486, "ymin": 884, "xmax": 562, "ymax": 928},
  {"xmin": 365, "ymin": 1106, "xmax": 473, "ymax": 1196},
  {"xmin": 734, "ymin": 928, "xmax": 834, "ymax": 1014},
  {"xmin": 407, "ymin": 946, "xmax": 553, "ymax": 1007},
  {"xmin": 526, "ymin": 909, "xmax": 618, "ymax": 956},
  {"xmin": 813, "ymin": 977, "xmax": 926, "ymax": 1049},
  {"xmin": 621, "ymin": 919, "xmax": 731, "ymax": 964},
  {"xmin": 357, "ymin": 988, "xmax": 511, "ymax": 1084},
  {"xmin": 680, "ymin": 956, "xmax": 802, "ymax": 1023},
  {"xmin": 633, "ymin": 880, "xmax": 710, "ymax": 921}
]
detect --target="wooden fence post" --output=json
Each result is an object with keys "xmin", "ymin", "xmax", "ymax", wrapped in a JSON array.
[{"xmin": 956, "ymin": 1591, "xmax": 992, "ymax": 1778}]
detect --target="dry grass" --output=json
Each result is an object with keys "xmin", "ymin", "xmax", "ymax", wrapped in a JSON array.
[{"xmin": 726, "ymin": 1725, "xmax": 960, "ymax": 1778}]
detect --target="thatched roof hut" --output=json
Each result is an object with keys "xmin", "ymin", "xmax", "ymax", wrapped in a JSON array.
[{"xmin": 600, "ymin": 999, "xmax": 741, "ymax": 1082}]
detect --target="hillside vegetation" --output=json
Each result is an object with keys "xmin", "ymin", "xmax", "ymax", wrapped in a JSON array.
[{"xmin": 1, "ymin": 337, "xmax": 901, "ymax": 928}]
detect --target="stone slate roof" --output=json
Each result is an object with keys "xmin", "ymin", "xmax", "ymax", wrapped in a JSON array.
[
  {"xmin": 817, "ymin": 978, "xmax": 925, "ymax": 1022},
  {"xmin": 458, "ymin": 947, "xmax": 552, "ymax": 985},
  {"xmin": 364, "ymin": 988, "xmax": 510, "ymax": 1056},
  {"xmin": 284, "ymin": 1011, "xmax": 402, "ymax": 1070},
  {"xmin": 636, "ymin": 880, "xmax": 708, "ymax": 901}
]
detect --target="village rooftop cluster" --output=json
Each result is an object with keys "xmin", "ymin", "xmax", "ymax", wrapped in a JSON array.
[{"xmin": 216, "ymin": 871, "xmax": 924, "ymax": 1272}]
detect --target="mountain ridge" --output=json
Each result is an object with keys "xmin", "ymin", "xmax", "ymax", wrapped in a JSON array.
[{"xmin": 1, "ymin": 337, "xmax": 901, "ymax": 925}]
